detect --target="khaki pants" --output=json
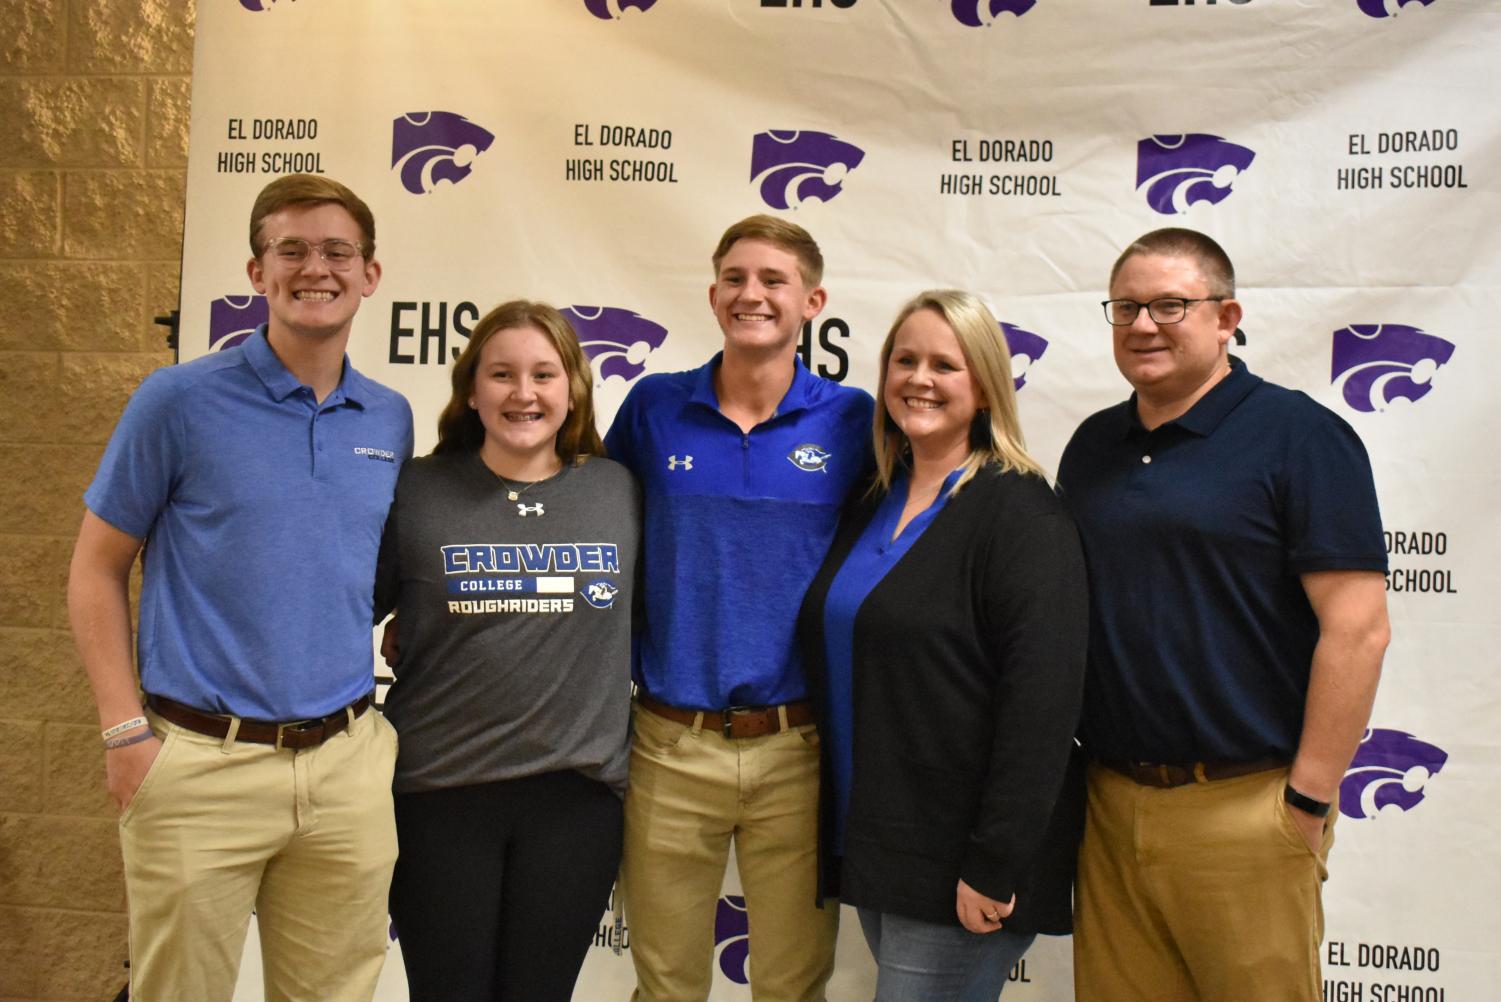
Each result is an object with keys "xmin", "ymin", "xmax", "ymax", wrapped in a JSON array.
[
  {"xmin": 119, "ymin": 706, "xmax": 399, "ymax": 1002},
  {"xmin": 621, "ymin": 702, "xmax": 838, "ymax": 1002},
  {"xmin": 1073, "ymin": 763, "xmax": 1335, "ymax": 1002}
]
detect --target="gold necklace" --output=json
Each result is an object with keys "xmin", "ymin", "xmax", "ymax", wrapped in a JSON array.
[{"xmin": 495, "ymin": 475, "xmax": 539, "ymax": 503}]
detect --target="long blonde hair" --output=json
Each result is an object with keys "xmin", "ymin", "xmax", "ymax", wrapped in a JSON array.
[{"xmin": 873, "ymin": 289, "xmax": 1043, "ymax": 496}]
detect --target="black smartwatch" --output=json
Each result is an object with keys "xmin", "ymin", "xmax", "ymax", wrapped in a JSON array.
[{"xmin": 1284, "ymin": 783, "xmax": 1332, "ymax": 819}]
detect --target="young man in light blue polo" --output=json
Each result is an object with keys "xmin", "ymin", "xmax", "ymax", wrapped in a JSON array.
[
  {"xmin": 607, "ymin": 215, "xmax": 873, "ymax": 1001},
  {"xmin": 67, "ymin": 174, "xmax": 412, "ymax": 1002}
]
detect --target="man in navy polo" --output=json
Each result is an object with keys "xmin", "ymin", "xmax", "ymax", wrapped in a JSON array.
[
  {"xmin": 1057, "ymin": 227, "xmax": 1390, "ymax": 1002},
  {"xmin": 67, "ymin": 174, "xmax": 412, "ymax": 1002},
  {"xmin": 606, "ymin": 215, "xmax": 872, "ymax": 1001}
]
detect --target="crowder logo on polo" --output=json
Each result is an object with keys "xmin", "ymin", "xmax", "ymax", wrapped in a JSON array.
[
  {"xmin": 208, "ymin": 295, "xmax": 268, "ymax": 352},
  {"xmin": 1358, "ymin": 0, "xmax": 1435, "ymax": 17},
  {"xmin": 714, "ymin": 895, "xmax": 751, "ymax": 985},
  {"xmin": 788, "ymin": 444, "xmax": 831, "ymax": 473},
  {"xmin": 750, "ymin": 131, "xmax": 865, "ymax": 210},
  {"xmin": 584, "ymin": 0, "xmax": 658, "ymax": 17},
  {"xmin": 581, "ymin": 580, "xmax": 620, "ymax": 609},
  {"xmin": 951, "ymin": 0, "xmax": 1036, "ymax": 26},
  {"xmin": 1331, "ymin": 324, "xmax": 1455, "ymax": 413},
  {"xmin": 1339, "ymin": 728, "xmax": 1447, "ymax": 820},
  {"xmin": 999, "ymin": 322, "xmax": 1048, "ymax": 391},
  {"xmin": 391, "ymin": 112, "xmax": 495, "ymax": 195},
  {"xmin": 564, "ymin": 306, "xmax": 668, "ymax": 384},
  {"xmin": 1136, "ymin": 134, "xmax": 1255, "ymax": 215}
]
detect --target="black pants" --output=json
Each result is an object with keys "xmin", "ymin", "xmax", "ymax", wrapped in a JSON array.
[{"xmin": 390, "ymin": 770, "xmax": 624, "ymax": 1002}]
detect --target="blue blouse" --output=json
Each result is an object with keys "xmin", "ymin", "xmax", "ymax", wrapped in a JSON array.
[{"xmin": 820, "ymin": 467, "xmax": 962, "ymax": 853}]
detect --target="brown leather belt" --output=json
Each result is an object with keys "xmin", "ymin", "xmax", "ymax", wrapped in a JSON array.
[
  {"xmin": 1099, "ymin": 758, "xmax": 1285, "ymax": 789},
  {"xmin": 145, "ymin": 692, "xmax": 373, "ymax": 750},
  {"xmin": 637, "ymin": 692, "xmax": 815, "ymax": 740}
]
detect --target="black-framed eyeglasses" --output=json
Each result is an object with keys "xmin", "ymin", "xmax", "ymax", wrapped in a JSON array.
[
  {"xmin": 1101, "ymin": 297, "xmax": 1225, "ymax": 326},
  {"xmin": 261, "ymin": 237, "xmax": 365, "ymax": 270}
]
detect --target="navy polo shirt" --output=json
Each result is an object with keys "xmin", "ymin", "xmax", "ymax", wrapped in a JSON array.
[
  {"xmin": 1057, "ymin": 359, "xmax": 1385, "ymax": 764},
  {"xmin": 85, "ymin": 327, "xmax": 413, "ymax": 720},
  {"xmin": 605, "ymin": 352, "xmax": 873, "ymax": 709}
]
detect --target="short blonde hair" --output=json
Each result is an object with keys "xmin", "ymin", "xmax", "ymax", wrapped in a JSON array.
[
  {"xmin": 873, "ymin": 290, "xmax": 1043, "ymax": 496},
  {"xmin": 711, "ymin": 214, "xmax": 824, "ymax": 287}
]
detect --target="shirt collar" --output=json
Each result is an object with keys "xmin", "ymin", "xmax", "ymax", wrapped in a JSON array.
[
  {"xmin": 243, "ymin": 324, "xmax": 365, "ymax": 408},
  {"xmin": 689, "ymin": 351, "xmax": 815, "ymax": 419},
  {"xmin": 1119, "ymin": 355, "xmax": 1260, "ymax": 439}
]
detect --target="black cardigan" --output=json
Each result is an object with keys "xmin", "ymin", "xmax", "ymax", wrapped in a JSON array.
[{"xmin": 797, "ymin": 465, "xmax": 1088, "ymax": 934}]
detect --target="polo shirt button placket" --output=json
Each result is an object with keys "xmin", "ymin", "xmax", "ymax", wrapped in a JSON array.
[{"xmin": 309, "ymin": 404, "xmax": 323, "ymax": 478}]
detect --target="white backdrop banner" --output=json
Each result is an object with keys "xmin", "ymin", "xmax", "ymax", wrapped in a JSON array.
[{"xmin": 182, "ymin": 1, "xmax": 1499, "ymax": 999}]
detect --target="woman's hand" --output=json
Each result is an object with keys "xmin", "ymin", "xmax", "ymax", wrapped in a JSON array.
[
  {"xmin": 956, "ymin": 879, "xmax": 1015, "ymax": 934},
  {"xmin": 380, "ymin": 615, "xmax": 401, "ymax": 669}
]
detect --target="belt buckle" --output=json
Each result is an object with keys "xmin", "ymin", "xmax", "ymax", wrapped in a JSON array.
[
  {"xmin": 274, "ymin": 718, "xmax": 319, "ymax": 751},
  {"xmin": 721, "ymin": 706, "xmax": 753, "ymax": 739}
]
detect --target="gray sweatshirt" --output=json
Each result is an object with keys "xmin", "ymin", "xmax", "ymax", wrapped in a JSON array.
[{"xmin": 376, "ymin": 451, "xmax": 640, "ymax": 796}]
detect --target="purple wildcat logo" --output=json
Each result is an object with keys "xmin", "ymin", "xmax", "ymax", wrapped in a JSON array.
[
  {"xmin": 1358, "ymin": 0, "xmax": 1435, "ymax": 16},
  {"xmin": 999, "ymin": 322, "xmax": 1048, "ymax": 391},
  {"xmin": 208, "ymin": 295, "xmax": 268, "ymax": 352},
  {"xmin": 750, "ymin": 131, "xmax": 865, "ymax": 210},
  {"xmin": 239, "ymin": 0, "xmax": 276, "ymax": 10},
  {"xmin": 584, "ymin": 0, "xmax": 659, "ymax": 17},
  {"xmin": 713, "ymin": 895, "xmax": 750, "ymax": 985},
  {"xmin": 1136, "ymin": 134, "xmax": 1255, "ymax": 215},
  {"xmin": 1331, "ymin": 324, "xmax": 1455, "ymax": 413},
  {"xmin": 564, "ymin": 306, "xmax": 668, "ymax": 384},
  {"xmin": 391, "ymin": 112, "xmax": 495, "ymax": 195},
  {"xmin": 951, "ymin": 0, "xmax": 1036, "ymax": 26},
  {"xmin": 1340, "ymin": 729, "xmax": 1447, "ymax": 820}
]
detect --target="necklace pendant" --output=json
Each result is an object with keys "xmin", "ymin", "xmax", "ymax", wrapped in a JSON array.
[{"xmin": 506, "ymin": 490, "xmax": 520, "ymax": 501}]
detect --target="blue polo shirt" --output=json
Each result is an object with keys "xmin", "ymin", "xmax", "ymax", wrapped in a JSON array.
[
  {"xmin": 84, "ymin": 327, "xmax": 413, "ymax": 720},
  {"xmin": 1057, "ymin": 359, "xmax": 1385, "ymax": 764},
  {"xmin": 605, "ymin": 352, "xmax": 873, "ymax": 709}
]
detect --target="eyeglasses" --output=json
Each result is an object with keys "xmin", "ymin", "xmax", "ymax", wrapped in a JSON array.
[
  {"xmin": 1101, "ymin": 297, "xmax": 1225, "ymax": 326},
  {"xmin": 261, "ymin": 237, "xmax": 365, "ymax": 270}
]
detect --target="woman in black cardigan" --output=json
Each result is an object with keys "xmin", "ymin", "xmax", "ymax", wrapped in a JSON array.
[{"xmin": 797, "ymin": 289, "xmax": 1088, "ymax": 1000}]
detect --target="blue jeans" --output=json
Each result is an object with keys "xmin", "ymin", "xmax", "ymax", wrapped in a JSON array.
[{"xmin": 858, "ymin": 907, "xmax": 1037, "ymax": 1002}]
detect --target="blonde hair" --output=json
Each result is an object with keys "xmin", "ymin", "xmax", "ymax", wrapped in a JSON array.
[
  {"xmin": 873, "ymin": 290, "xmax": 1043, "ymax": 496},
  {"xmin": 711, "ymin": 214, "xmax": 824, "ymax": 286}
]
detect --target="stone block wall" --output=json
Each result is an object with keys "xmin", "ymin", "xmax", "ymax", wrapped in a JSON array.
[{"xmin": 0, "ymin": 2, "xmax": 195, "ymax": 998}]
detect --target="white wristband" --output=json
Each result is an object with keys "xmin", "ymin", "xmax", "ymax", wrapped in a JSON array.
[{"xmin": 102, "ymin": 716, "xmax": 148, "ymax": 741}]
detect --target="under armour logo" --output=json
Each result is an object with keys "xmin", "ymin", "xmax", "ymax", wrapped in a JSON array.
[
  {"xmin": 667, "ymin": 455, "xmax": 694, "ymax": 471},
  {"xmin": 517, "ymin": 503, "xmax": 545, "ymax": 517}
]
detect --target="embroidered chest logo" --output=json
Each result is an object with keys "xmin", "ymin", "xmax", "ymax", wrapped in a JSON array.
[
  {"xmin": 354, "ymin": 446, "xmax": 397, "ymax": 463},
  {"xmin": 517, "ymin": 503, "xmax": 545, "ymax": 517},
  {"xmin": 787, "ymin": 444, "xmax": 830, "ymax": 473},
  {"xmin": 581, "ymin": 580, "xmax": 620, "ymax": 609},
  {"xmin": 667, "ymin": 454, "xmax": 694, "ymax": 471}
]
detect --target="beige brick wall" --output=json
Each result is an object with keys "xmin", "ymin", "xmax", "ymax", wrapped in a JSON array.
[{"xmin": 0, "ymin": 1, "xmax": 195, "ymax": 998}]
